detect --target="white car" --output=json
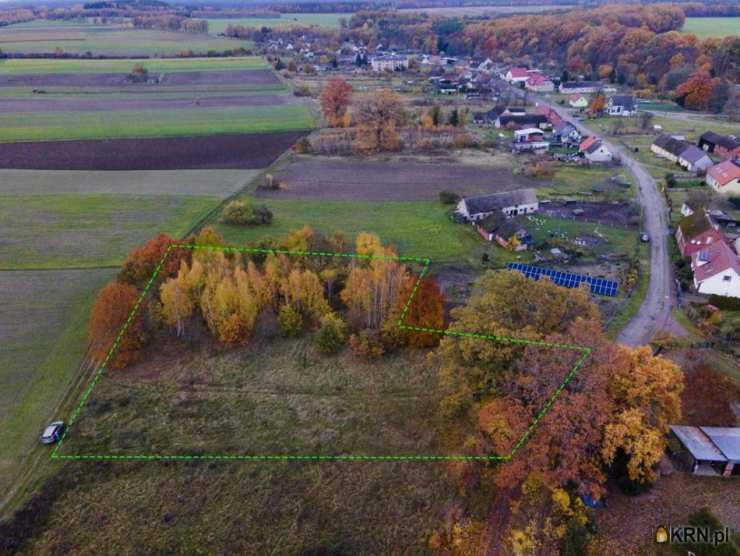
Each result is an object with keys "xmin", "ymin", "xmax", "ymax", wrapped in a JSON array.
[{"xmin": 41, "ymin": 421, "xmax": 66, "ymax": 444}]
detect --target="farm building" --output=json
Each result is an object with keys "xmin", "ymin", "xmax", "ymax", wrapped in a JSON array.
[
  {"xmin": 495, "ymin": 113, "xmax": 550, "ymax": 130},
  {"xmin": 651, "ymin": 134, "xmax": 690, "ymax": 163},
  {"xmin": 369, "ymin": 54, "xmax": 409, "ymax": 72},
  {"xmin": 675, "ymin": 208, "xmax": 723, "ymax": 257},
  {"xmin": 698, "ymin": 131, "xmax": 740, "ymax": 160},
  {"xmin": 670, "ymin": 426, "xmax": 740, "ymax": 476},
  {"xmin": 525, "ymin": 73, "xmax": 554, "ymax": 92},
  {"xmin": 456, "ymin": 189, "xmax": 539, "ymax": 222},
  {"xmin": 559, "ymin": 81, "xmax": 601, "ymax": 94},
  {"xmin": 568, "ymin": 94, "xmax": 588, "ymax": 109},
  {"xmin": 579, "ymin": 136, "xmax": 612, "ymax": 163},
  {"xmin": 504, "ymin": 67, "xmax": 530, "ymax": 84},
  {"xmin": 706, "ymin": 159, "xmax": 740, "ymax": 196},
  {"xmin": 677, "ymin": 145, "xmax": 713, "ymax": 174},
  {"xmin": 476, "ymin": 214, "xmax": 532, "ymax": 250},
  {"xmin": 512, "ymin": 128, "xmax": 549, "ymax": 152},
  {"xmin": 606, "ymin": 95, "xmax": 636, "ymax": 116},
  {"xmin": 690, "ymin": 240, "xmax": 740, "ymax": 298}
]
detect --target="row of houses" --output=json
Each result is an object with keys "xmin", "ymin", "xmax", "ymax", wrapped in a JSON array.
[{"xmin": 675, "ymin": 207, "xmax": 740, "ymax": 298}]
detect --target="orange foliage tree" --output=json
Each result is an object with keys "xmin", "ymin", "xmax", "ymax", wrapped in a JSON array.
[
  {"xmin": 320, "ymin": 77, "xmax": 353, "ymax": 127},
  {"xmin": 88, "ymin": 281, "xmax": 146, "ymax": 368},
  {"xmin": 118, "ymin": 233, "xmax": 188, "ymax": 289},
  {"xmin": 675, "ymin": 70, "xmax": 719, "ymax": 111},
  {"xmin": 397, "ymin": 276, "xmax": 445, "ymax": 347}
]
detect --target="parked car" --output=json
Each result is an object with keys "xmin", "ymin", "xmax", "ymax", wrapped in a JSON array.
[
  {"xmin": 640, "ymin": 233, "xmax": 650, "ymax": 243},
  {"xmin": 41, "ymin": 421, "xmax": 66, "ymax": 444}
]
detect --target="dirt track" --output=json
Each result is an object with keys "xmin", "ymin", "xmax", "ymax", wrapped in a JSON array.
[
  {"xmin": 260, "ymin": 157, "xmax": 545, "ymax": 202},
  {"xmin": 0, "ymin": 132, "xmax": 305, "ymax": 170},
  {"xmin": 0, "ymin": 69, "xmax": 280, "ymax": 88},
  {"xmin": 0, "ymin": 94, "xmax": 297, "ymax": 113}
]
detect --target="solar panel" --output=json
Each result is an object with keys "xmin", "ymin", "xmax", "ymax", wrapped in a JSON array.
[{"xmin": 506, "ymin": 263, "xmax": 619, "ymax": 297}]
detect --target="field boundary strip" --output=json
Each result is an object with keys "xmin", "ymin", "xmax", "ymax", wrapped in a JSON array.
[{"xmin": 51, "ymin": 242, "xmax": 592, "ymax": 463}]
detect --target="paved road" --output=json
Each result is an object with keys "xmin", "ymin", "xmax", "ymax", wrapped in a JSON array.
[{"xmin": 537, "ymin": 99, "xmax": 677, "ymax": 346}]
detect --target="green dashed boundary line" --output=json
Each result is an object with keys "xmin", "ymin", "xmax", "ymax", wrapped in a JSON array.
[{"xmin": 51, "ymin": 243, "xmax": 592, "ymax": 463}]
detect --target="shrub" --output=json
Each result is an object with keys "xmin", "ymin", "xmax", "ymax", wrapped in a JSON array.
[
  {"xmin": 349, "ymin": 329, "xmax": 385, "ymax": 359},
  {"xmin": 128, "ymin": 63, "xmax": 148, "ymax": 83},
  {"xmin": 708, "ymin": 294, "xmax": 740, "ymax": 311},
  {"xmin": 294, "ymin": 84, "xmax": 312, "ymax": 97},
  {"xmin": 295, "ymin": 137, "xmax": 312, "ymax": 154},
  {"xmin": 438, "ymin": 190, "xmax": 460, "ymax": 205},
  {"xmin": 278, "ymin": 305, "xmax": 303, "ymax": 337},
  {"xmin": 221, "ymin": 200, "xmax": 273, "ymax": 226},
  {"xmin": 314, "ymin": 313, "xmax": 347, "ymax": 354}
]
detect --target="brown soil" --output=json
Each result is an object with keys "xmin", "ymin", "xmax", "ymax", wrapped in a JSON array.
[
  {"xmin": 258, "ymin": 156, "xmax": 546, "ymax": 202},
  {"xmin": 0, "ymin": 69, "xmax": 280, "ymax": 88},
  {"xmin": 0, "ymin": 94, "xmax": 297, "ymax": 113},
  {"xmin": 0, "ymin": 131, "xmax": 305, "ymax": 170}
]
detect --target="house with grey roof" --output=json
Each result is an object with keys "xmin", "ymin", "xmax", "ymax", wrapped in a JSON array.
[
  {"xmin": 670, "ymin": 425, "xmax": 740, "ymax": 477},
  {"xmin": 456, "ymin": 189, "xmax": 539, "ymax": 222},
  {"xmin": 678, "ymin": 145, "xmax": 714, "ymax": 174},
  {"xmin": 607, "ymin": 95, "xmax": 636, "ymax": 116},
  {"xmin": 651, "ymin": 134, "xmax": 690, "ymax": 163}
]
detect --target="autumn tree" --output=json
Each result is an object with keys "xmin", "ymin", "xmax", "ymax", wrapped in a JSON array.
[
  {"xmin": 602, "ymin": 346, "xmax": 683, "ymax": 484},
  {"xmin": 354, "ymin": 89, "xmax": 406, "ymax": 153},
  {"xmin": 118, "ymin": 233, "xmax": 187, "ymax": 289},
  {"xmin": 89, "ymin": 281, "xmax": 146, "ymax": 368},
  {"xmin": 676, "ymin": 71, "xmax": 718, "ymax": 111},
  {"xmin": 320, "ymin": 77, "xmax": 353, "ymax": 127},
  {"xmin": 588, "ymin": 93, "xmax": 606, "ymax": 116},
  {"xmin": 681, "ymin": 362, "xmax": 739, "ymax": 427},
  {"xmin": 396, "ymin": 276, "xmax": 445, "ymax": 347}
]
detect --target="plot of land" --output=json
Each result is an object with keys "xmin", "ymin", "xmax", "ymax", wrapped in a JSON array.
[
  {"xmin": 0, "ymin": 169, "xmax": 257, "ymax": 196},
  {"xmin": 0, "ymin": 93, "xmax": 298, "ymax": 113},
  {"xmin": 206, "ymin": 13, "xmax": 351, "ymax": 32},
  {"xmin": 0, "ymin": 22, "xmax": 248, "ymax": 55},
  {"xmin": 681, "ymin": 17, "xmax": 740, "ymax": 39},
  {"xmin": 261, "ymin": 156, "xmax": 545, "ymax": 202},
  {"xmin": 0, "ymin": 193, "xmax": 222, "ymax": 269},
  {"xmin": 0, "ymin": 56, "xmax": 266, "ymax": 75},
  {"xmin": 0, "ymin": 69, "xmax": 280, "ymax": 88},
  {"xmin": 0, "ymin": 268, "xmax": 114, "ymax": 496},
  {"xmin": 0, "ymin": 132, "xmax": 305, "ymax": 170}
]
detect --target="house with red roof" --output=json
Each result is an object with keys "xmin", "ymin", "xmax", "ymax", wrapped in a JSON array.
[
  {"xmin": 568, "ymin": 94, "xmax": 588, "ymax": 109},
  {"xmin": 706, "ymin": 159, "xmax": 740, "ymax": 196},
  {"xmin": 525, "ymin": 73, "xmax": 554, "ymax": 92},
  {"xmin": 505, "ymin": 67, "xmax": 530, "ymax": 84},
  {"xmin": 675, "ymin": 208, "xmax": 723, "ymax": 257},
  {"xmin": 579, "ymin": 136, "xmax": 612, "ymax": 163},
  {"xmin": 691, "ymin": 240, "xmax": 740, "ymax": 298}
]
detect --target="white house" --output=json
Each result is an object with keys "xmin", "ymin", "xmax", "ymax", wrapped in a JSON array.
[
  {"xmin": 505, "ymin": 67, "xmax": 530, "ymax": 84},
  {"xmin": 456, "ymin": 189, "xmax": 539, "ymax": 222},
  {"xmin": 568, "ymin": 94, "xmax": 588, "ymax": 109},
  {"xmin": 512, "ymin": 128, "xmax": 549, "ymax": 152},
  {"xmin": 525, "ymin": 73, "xmax": 554, "ymax": 92},
  {"xmin": 691, "ymin": 240, "xmax": 740, "ymax": 298},
  {"xmin": 579, "ymin": 136, "xmax": 612, "ymax": 163},
  {"xmin": 607, "ymin": 95, "xmax": 637, "ymax": 117},
  {"xmin": 559, "ymin": 81, "xmax": 601, "ymax": 94},
  {"xmin": 706, "ymin": 159, "xmax": 740, "ymax": 196},
  {"xmin": 369, "ymin": 54, "xmax": 409, "ymax": 72}
]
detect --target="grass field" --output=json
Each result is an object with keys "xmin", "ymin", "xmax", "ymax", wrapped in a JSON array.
[
  {"xmin": 0, "ymin": 21, "xmax": 249, "ymax": 55},
  {"xmin": 0, "ymin": 194, "xmax": 222, "ymax": 269},
  {"xmin": 681, "ymin": 17, "xmax": 740, "ymax": 39},
  {"xmin": 216, "ymin": 198, "xmax": 488, "ymax": 265},
  {"xmin": 541, "ymin": 165, "xmax": 631, "ymax": 199},
  {"xmin": 0, "ymin": 268, "xmax": 114, "ymax": 498},
  {"xmin": 206, "ymin": 13, "xmax": 351, "ymax": 33},
  {"xmin": 0, "ymin": 104, "xmax": 314, "ymax": 142},
  {"xmin": 0, "ymin": 56, "xmax": 266, "ymax": 75}
]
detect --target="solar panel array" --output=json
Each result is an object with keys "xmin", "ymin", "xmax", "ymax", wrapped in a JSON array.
[{"xmin": 506, "ymin": 263, "xmax": 619, "ymax": 297}]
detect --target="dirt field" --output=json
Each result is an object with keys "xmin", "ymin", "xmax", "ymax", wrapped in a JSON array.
[
  {"xmin": 0, "ymin": 93, "xmax": 297, "ymax": 113},
  {"xmin": 260, "ymin": 156, "xmax": 545, "ymax": 202},
  {"xmin": 540, "ymin": 201, "xmax": 640, "ymax": 228},
  {"xmin": 0, "ymin": 131, "xmax": 305, "ymax": 170},
  {"xmin": 0, "ymin": 169, "xmax": 258, "ymax": 196},
  {"xmin": 0, "ymin": 69, "xmax": 280, "ymax": 88}
]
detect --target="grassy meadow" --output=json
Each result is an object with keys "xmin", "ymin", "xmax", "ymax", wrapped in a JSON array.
[
  {"xmin": 206, "ymin": 13, "xmax": 351, "ymax": 33},
  {"xmin": 681, "ymin": 17, "xmax": 740, "ymax": 39}
]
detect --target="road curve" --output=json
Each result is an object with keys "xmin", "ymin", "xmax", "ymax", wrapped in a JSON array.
[{"xmin": 538, "ymin": 100, "xmax": 676, "ymax": 346}]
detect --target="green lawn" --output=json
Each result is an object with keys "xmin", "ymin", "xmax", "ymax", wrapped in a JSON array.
[
  {"xmin": 0, "ymin": 193, "xmax": 223, "ymax": 269},
  {"xmin": 0, "ymin": 268, "xmax": 115, "ymax": 498},
  {"xmin": 216, "ymin": 198, "xmax": 486, "ymax": 265},
  {"xmin": 681, "ymin": 17, "xmax": 740, "ymax": 39},
  {"xmin": 0, "ymin": 56, "xmax": 266, "ymax": 75},
  {"xmin": 540, "ymin": 165, "xmax": 631, "ymax": 200},
  {"xmin": 206, "ymin": 13, "xmax": 351, "ymax": 33},
  {"xmin": 0, "ymin": 104, "xmax": 313, "ymax": 142},
  {"xmin": 528, "ymin": 214, "xmax": 638, "ymax": 259}
]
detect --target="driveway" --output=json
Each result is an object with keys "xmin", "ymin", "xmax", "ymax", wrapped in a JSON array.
[{"xmin": 528, "ymin": 94, "xmax": 678, "ymax": 346}]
